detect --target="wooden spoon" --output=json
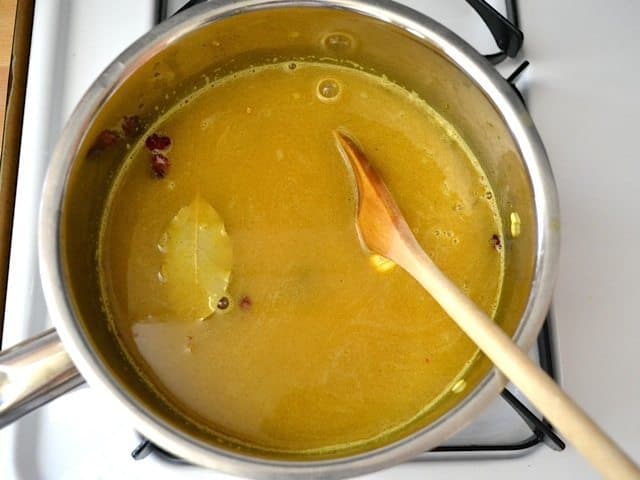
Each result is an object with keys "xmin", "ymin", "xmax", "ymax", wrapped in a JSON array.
[{"xmin": 333, "ymin": 130, "xmax": 640, "ymax": 480}]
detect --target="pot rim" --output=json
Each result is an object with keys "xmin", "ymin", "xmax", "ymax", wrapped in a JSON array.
[{"xmin": 38, "ymin": 0, "xmax": 560, "ymax": 478}]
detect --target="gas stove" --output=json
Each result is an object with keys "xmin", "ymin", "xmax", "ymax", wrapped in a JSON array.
[{"xmin": 2, "ymin": 1, "xmax": 639, "ymax": 479}]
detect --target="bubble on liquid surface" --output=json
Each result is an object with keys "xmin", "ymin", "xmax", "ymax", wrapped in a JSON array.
[
  {"xmin": 317, "ymin": 79, "xmax": 341, "ymax": 101},
  {"xmin": 322, "ymin": 32, "xmax": 355, "ymax": 53}
]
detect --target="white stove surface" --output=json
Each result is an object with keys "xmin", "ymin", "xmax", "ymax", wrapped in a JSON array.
[{"xmin": 2, "ymin": 1, "xmax": 639, "ymax": 479}]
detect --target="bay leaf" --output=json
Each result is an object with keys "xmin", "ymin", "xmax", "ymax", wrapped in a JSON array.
[{"xmin": 160, "ymin": 197, "xmax": 232, "ymax": 321}]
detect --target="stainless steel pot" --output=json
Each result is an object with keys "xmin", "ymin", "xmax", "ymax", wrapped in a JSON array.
[{"xmin": 0, "ymin": 1, "xmax": 559, "ymax": 477}]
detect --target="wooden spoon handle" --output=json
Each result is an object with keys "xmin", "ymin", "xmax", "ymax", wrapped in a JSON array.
[{"xmin": 393, "ymin": 243, "xmax": 640, "ymax": 480}]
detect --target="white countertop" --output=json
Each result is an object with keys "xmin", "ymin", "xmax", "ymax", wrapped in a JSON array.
[{"xmin": 1, "ymin": 1, "xmax": 639, "ymax": 479}]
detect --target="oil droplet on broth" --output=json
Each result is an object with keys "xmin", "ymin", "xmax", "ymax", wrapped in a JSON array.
[
  {"xmin": 321, "ymin": 32, "xmax": 355, "ymax": 54},
  {"xmin": 317, "ymin": 79, "xmax": 341, "ymax": 102}
]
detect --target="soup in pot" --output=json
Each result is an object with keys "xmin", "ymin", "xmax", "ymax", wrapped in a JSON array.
[{"xmin": 98, "ymin": 61, "xmax": 503, "ymax": 454}]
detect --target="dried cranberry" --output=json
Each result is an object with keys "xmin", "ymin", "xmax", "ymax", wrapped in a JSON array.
[
  {"xmin": 122, "ymin": 115, "xmax": 141, "ymax": 137},
  {"xmin": 145, "ymin": 133, "xmax": 171, "ymax": 151},
  {"xmin": 239, "ymin": 296, "xmax": 252, "ymax": 310},
  {"xmin": 90, "ymin": 129, "xmax": 120, "ymax": 153},
  {"xmin": 150, "ymin": 153, "xmax": 170, "ymax": 178},
  {"xmin": 491, "ymin": 234, "xmax": 502, "ymax": 251}
]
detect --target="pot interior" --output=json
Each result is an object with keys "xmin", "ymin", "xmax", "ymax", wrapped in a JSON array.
[{"xmin": 60, "ymin": 3, "xmax": 535, "ymax": 462}]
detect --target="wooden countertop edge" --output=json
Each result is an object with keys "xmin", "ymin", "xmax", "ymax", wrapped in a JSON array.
[{"xmin": 0, "ymin": 0, "xmax": 35, "ymax": 346}]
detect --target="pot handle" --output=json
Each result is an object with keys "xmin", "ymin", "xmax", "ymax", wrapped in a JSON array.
[{"xmin": 0, "ymin": 328, "xmax": 84, "ymax": 428}]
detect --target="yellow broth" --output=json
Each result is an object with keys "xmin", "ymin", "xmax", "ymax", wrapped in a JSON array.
[{"xmin": 99, "ymin": 62, "xmax": 503, "ymax": 454}]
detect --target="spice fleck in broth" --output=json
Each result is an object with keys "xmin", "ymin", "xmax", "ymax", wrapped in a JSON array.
[{"xmin": 99, "ymin": 62, "xmax": 503, "ymax": 453}]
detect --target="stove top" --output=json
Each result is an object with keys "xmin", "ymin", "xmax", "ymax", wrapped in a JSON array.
[{"xmin": 0, "ymin": 1, "xmax": 574, "ymax": 478}]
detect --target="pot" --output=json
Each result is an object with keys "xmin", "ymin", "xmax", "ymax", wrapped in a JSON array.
[{"xmin": 0, "ymin": 1, "xmax": 559, "ymax": 477}]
